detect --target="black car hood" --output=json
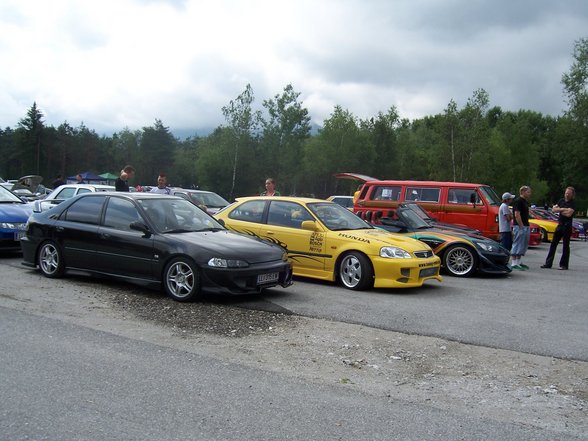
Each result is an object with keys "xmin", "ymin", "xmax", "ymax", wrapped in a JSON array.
[{"xmin": 169, "ymin": 230, "xmax": 284, "ymax": 263}]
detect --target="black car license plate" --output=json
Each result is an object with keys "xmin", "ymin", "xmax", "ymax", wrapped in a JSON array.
[{"xmin": 257, "ymin": 272, "xmax": 279, "ymax": 285}]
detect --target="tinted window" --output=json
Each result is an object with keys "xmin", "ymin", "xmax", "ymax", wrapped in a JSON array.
[
  {"xmin": 371, "ymin": 186, "xmax": 401, "ymax": 201},
  {"xmin": 448, "ymin": 188, "xmax": 481, "ymax": 205},
  {"xmin": 104, "ymin": 197, "xmax": 141, "ymax": 231},
  {"xmin": 267, "ymin": 201, "xmax": 314, "ymax": 228},
  {"xmin": 55, "ymin": 187, "xmax": 76, "ymax": 199},
  {"xmin": 229, "ymin": 200, "xmax": 266, "ymax": 223},
  {"xmin": 63, "ymin": 196, "xmax": 104, "ymax": 224},
  {"xmin": 78, "ymin": 188, "xmax": 92, "ymax": 195},
  {"xmin": 405, "ymin": 187, "xmax": 440, "ymax": 203}
]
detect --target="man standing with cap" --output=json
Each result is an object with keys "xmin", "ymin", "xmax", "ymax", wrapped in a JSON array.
[{"xmin": 499, "ymin": 192, "xmax": 515, "ymax": 252}]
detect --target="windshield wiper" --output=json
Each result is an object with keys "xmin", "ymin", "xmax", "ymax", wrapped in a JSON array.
[{"xmin": 196, "ymin": 227, "xmax": 225, "ymax": 232}]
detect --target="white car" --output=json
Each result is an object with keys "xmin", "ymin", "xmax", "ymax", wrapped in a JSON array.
[{"xmin": 33, "ymin": 184, "xmax": 115, "ymax": 212}]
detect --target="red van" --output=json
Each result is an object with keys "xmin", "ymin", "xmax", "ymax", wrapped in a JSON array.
[{"xmin": 336, "ymin": 174, "xmax": 503, "ymax": 241}]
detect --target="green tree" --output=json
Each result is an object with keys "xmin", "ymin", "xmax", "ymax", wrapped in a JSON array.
[
  {"xmin": 260, "ymin": 84, "xmax": 311, "ymax": 195},
  {"xmin": 560, "ymin": 37, "xmax": 588, "ymax": 209},
  {"xmin": 139, "ymin": 119, "xmax": 177, "ymax": 184},
  {"xmin": 222, "ymin": 84, "xmax": 261, "ymax": 199},
  {"xmin": 17, "ymin": 102, "xmax": 44, "ymax": 174},
  {"xmin": 303, "ymin": 106, "xmax": 373, "ymax": 197}
]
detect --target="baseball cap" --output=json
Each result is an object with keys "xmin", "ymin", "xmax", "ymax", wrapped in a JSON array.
[{"xmin": 502, "ymin": 192, "xmax": 514, "ymax": 200}]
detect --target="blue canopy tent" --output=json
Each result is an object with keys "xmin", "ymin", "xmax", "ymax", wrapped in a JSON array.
[{"xmin": 67, "ymin": 171, "xmax": 105, "ymax": 184}]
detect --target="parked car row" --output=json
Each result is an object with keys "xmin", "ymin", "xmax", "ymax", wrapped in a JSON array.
[{"xmin": 7, "ymin": 176, "xmax": 576, "ymax": 303}]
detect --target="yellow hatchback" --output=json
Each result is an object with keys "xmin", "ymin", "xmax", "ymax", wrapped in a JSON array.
[{"xmin": 215, "ymin": 196, "xmax": 442, "ymax": 290}]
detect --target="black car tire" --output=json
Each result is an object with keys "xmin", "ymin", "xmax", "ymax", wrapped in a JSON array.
[
  {"xmin": 163, "ymin": 257, "xmax": 202, "ymax": 302},
  {"xmin": 540, "ymin": 228, "xmax": 550, "ymax": 242},
  {"xmin": 338, "ymin": 252, "xmax": 374, "ymax": 290},
  {"xmin": 38, "ymin": 241, "xmax": 65, "ymax": 278},
  {"xmin": 442, "ymin": 244, "xmax": 478, "ymax": 277}
]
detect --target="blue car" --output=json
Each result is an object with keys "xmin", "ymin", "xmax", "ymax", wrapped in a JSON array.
[{"xmin": 0, "ymin": 185, "xmax": 32, "ymax": 252}]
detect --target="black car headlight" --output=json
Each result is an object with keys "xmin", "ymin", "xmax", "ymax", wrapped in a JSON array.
[
  {"xmin": 207, "ymin": 258, "xmax": 249, "ymax": 268},
  {"xmin": 473, "ymin": 240, "xmax": 500, "ymax": 252}
]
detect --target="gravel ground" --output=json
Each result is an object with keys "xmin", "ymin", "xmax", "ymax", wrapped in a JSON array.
[
  {"xmin": 1, "ymin": 265, "xmax": 587, "ymax": 438},
  {"xmin": 102, "ymin": 283, "xmax": 587, "ymax": 437}
]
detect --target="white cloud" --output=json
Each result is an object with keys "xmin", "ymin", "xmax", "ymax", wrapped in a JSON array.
[{"xmin": 1, "ymin": 0, "xmax": 587, "ymax": 133}]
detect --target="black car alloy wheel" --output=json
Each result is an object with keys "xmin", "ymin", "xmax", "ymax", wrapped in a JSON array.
[
  {"xmin": 163, "ymin": 257, "xmax": 201, "ymax": 301},
  {"xmin": 38, "ymin": 241, "xmax": 65, "ymax": 278}
]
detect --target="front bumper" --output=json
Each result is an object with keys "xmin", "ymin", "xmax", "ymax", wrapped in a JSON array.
[
  {"xmin": 372, "ymin": 255, "xmax": 442, "ymax": 288},
  {"xmin": 200, "ymin": 260, "xmax": 293, "ymax": 295}
]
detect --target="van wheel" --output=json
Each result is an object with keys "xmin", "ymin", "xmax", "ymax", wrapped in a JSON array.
[
  {"xmin": 338, "ymin": 252, "xmax": 374, "ymax": 290},
  {"xmin": 442, "ymin": 245, "xmax": 477, "ymax": 277}
]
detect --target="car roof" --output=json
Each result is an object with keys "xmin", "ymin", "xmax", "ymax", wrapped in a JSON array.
[
  {"xmin": 171, "ymin": 188, "xmax": 216, "ymax": 194},
  {"xmin": 235, "ymin": 195, "xmax": 330, "ymax": 204}
]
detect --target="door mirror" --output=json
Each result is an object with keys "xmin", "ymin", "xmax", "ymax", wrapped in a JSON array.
[
  {"xmin": 470, "ymin": 192, "xmax": 477, "ymax": 207},
  {"xmin": 130, "ymin": 221, "xmax": 152, "ymax": 236},
  {"xmin": 301, "ymin": 220, "xmax": 318, "ymax": 231}
]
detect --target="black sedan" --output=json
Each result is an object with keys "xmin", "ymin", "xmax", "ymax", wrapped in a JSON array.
[{"xmin": 21, "ymin": 192, "xmax": 292, "ymax": 301}]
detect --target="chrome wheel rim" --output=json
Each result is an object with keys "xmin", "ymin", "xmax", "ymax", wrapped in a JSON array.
[
  {"xmin": 446, "ymin": 247, "xmax": 474, "ymax": 276},
  {"xmin": 340, "ymin": 255, "xmax": 362, "ymax": 288},
  {"xmin": 39, "ymin": 244, "xmax": 59, "ymax": 275},
  {"xmin": 166, "ymin": 261, "xmax": 195, "ymax": 299}
]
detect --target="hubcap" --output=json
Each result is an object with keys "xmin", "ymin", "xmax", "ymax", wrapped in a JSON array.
[
  {"xmin": 447, "ymin": 248, "xmax": 473, "ymax": 275},
  {"xmin": 167, "ymin": 262, "xmax": 194, "ymax": 298},
  {"xmin": 340, "ymin": 255, "xmax": 362, "ymax": 288},
  {"xmin": 40, "ymin": 245, "xmax": 58, "ymax": 274}
]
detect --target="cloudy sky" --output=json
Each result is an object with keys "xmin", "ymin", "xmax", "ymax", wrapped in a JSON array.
[{"xmin": 1, "ymin": 0, "xmax": 587, "ymax": 135}]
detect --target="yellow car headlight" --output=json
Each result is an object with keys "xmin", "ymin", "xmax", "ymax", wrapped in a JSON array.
[{"xmin": 380, "ymin": 247, "xmax": 411, "ymax": 259}]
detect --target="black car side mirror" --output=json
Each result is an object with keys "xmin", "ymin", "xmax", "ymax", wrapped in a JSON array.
[{"xmin": 130, "ymin": 221, "xmax": 152, "ymax": 237}]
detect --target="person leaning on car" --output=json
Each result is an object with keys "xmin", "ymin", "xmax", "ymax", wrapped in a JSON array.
[
  {"xmin": 115, "ymin": 165, "xmax": 135, "ymax": 192},
  {"xmin": 499, "ymin": 192, "xmax": 514, "ymax": 251},
  {"xmin": 541, "ymin": 186, "xmax": 576, "ymax": 270}
]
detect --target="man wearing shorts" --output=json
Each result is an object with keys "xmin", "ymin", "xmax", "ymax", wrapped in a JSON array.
[{"xmin": 511, "ymin": 186, "xmax": 531, "ymax": 270}]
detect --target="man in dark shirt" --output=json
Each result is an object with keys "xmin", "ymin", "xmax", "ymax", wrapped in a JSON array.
[
  {"xmin": 511, "ymin": 185, "xmax": 531, "ymax": 270},
  {"xmin": 115, "ymin": 165, "xmax": 136, "ymax": 192},
  {"xmin": 541, "ymin": 186, "xmax": 577, "ymax": 270}
]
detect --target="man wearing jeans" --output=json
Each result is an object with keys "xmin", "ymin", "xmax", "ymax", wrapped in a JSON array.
[
  {"xmin": 541, "ymin": 186, "xmax": 576, "ymax": 270},
  {"xmin": 511, "ymin": 186, "xmax": 531, "ymax": 270}
]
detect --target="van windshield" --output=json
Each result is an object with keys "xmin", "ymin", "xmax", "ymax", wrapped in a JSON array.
[{"xmin": 479, "ymin": 186, "xmax": 501, "ymax": 206}]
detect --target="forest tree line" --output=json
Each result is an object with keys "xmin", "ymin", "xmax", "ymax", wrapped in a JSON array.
[{"xmin": 2, "ymin": 39, "xmax": 587, "ymax": 210}]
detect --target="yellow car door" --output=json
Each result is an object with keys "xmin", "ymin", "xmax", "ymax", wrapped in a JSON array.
[{"xmin": 259, "ymin": 200, "xmax": 328, "ymax": 278}]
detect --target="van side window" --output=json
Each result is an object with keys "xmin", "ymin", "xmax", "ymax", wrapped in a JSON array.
[
  {"xmin": 372, "ymin": 186, "xmax": 401, "ymax": 201},
  {"xmin": 405, "ymin": 187, "xmax": 440, "ymax": 203},
  {"xmin": 448, "ymin": 189, "xmax": 481, "ymax": 205}
]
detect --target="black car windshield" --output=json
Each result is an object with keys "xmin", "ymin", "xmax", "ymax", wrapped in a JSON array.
[
  {"xmin": 403, "ymin": 203, "xmax": 434, "ymax": 221},
  {"xmin": 0, "ymin": 185, "xmax": 25, "ymax": 203},
  {"xmin": 138, "ymin": 198, "xmax": 225, "ymax": 233},
  {"xmin": 397, "ymin": 207, "xmax": 432, "ymax": 229},
  {"xmin": 308, "ymin": 202, "xmax": 373, "ymax": 231}
]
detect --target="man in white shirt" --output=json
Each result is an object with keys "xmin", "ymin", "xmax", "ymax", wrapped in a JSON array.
[
  {"xmin": 150, "ymin": 174, "xmax": 171, "ymax": 195},
  {"xmin": 499, "ymin": 192, "xmax": 514, "ymax": 251}
]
